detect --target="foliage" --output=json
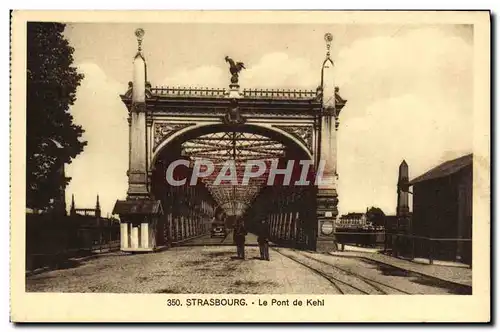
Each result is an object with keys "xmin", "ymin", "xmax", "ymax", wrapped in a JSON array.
[
  {"xmin": 366, "ymin": 206, "xmax": 386, "ymax": 227},
  {"xmin": 26, "ymin": 22, "xmax": 86, "ymax": 210}
]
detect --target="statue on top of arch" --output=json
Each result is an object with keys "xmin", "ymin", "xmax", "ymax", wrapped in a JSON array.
[{"xmin": 225, "ymin": 56, "xmax": 246, "ymax": 84}]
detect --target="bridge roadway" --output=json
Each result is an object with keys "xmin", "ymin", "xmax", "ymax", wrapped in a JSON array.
[
  {"xmin": 26, "ymin": 234, "xmax": 471, "ymax": 294},
  {"xmin": 178, "ymin": 230, "xmax": 259, "ymax": 246}
]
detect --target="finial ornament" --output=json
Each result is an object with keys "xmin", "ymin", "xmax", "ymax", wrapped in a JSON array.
[
  {"xmin": 324, "ymin": 32, "xmax": 333, "ymax": 58},
  {"xmin": 225, "ymin": 56, "xmax": 246, "ymax": 84},
  {"xmin": 135, "ymin": 28, "xmax": 145, "ymax": 52}
]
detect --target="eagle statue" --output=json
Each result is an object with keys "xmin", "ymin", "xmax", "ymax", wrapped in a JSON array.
[{"xmin": 225, "ymin": 56, "xmax": 246, "ymax": 84}]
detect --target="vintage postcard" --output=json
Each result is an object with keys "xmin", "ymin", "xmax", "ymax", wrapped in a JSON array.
[{"xmin": 10, "ymin": 10, "xmax": 490, "ymax": 323}]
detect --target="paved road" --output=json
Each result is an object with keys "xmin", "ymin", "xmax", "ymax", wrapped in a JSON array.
[
  {"xmin": 181, "ymin": 231, "xmax": 259, "ymax": 246},
  {"xmin": 26, "ymin": 245, "xmax": 471, "ymax": 294},
  {"xmin": 180, "ymin": 233, "xmax": 228, "ymax": 246}
]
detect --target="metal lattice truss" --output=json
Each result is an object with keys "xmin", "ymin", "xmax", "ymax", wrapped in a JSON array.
[{"xmin": 181, "ymin": 132, "xmax": 286, "ymax": 216}]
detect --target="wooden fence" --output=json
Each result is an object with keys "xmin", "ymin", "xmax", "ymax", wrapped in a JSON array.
[
  {"xmin": 26, "ymin": 214, "xmax": 120, "ymax": 272},
  {"xmin": 385, "ymin": 233, "xmax": 472, "ymax": 266}
]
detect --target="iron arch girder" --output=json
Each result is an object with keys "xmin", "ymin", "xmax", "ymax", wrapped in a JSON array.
[{"xmin": 150, "ymin": 122, "xmax": 314, "ymax": 168}]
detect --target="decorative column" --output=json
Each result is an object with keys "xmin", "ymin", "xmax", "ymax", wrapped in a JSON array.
[
  {"xmin": 131, "ymin": 225, "xmax": 139, "ymax": 249},
  {"xmin": 316, "ymin": 33, "xmax": 343, "ymax": 252},
  {"xmin": 396, "ymin": 160, "xmax": 411, "ymax": 258},
  {"xmin": 141, "ymin": 222, "xmax": 149, "ymax": 248},
  {"xmin": 128, "ymin": 28, "xmax": 149, "ymax": 198},
  {"xmin": 397, "ymin": 160, "xmax": 410, "ymax": 216},
  {"xmin": 120, "ymin": 223, "xmax": 129, "ymax": 249},
  {"xmin": 114, "ymin": 29, "xmax": 163, "ymax": 253}
]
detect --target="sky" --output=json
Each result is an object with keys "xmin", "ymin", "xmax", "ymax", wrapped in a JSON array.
[{"xmin": 63, "ymin": 23, "xmax": 473, "ymax": 217}]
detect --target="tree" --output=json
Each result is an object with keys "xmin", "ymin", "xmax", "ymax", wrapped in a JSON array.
[
  {"xmin": 26, "ymin": 23, "xmax": 86, "ymax": 211},
  {"xmin": 366, "ymin": 207, "xmax": 386, "ymax": 227}
]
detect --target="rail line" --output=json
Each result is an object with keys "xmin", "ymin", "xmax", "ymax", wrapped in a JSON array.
[
  {"xmin": 273, "ymin": 248, "xmax": 412, "ymax": 295},
  {"xmin": 302, "ymin": 252, "xmax": 412, "ymax": 294},
  {"xmin": 272, "ymin": 248, "xmax": 377, "ymax": 294}
]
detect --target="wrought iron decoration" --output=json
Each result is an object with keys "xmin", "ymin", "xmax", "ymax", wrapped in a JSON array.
[
  {"xmin": 225, "ymin": 56, "xmax": 246, "ymax": 84},
  {"xmin": 223, "ymin": 99, "xmax": 246, "ymax": 125}
]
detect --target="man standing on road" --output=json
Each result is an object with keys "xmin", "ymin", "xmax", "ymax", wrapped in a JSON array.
[
  {"xmin": 233, "ymin": 219, "xmax": 247, "ymax": 259},
  {"xmin": 257, "ymin": 219, "xmax": 270, "ymax": 261}
]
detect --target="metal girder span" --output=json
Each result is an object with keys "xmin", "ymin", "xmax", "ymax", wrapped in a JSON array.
[{"xmin": 179, "ymin": 131, "xmax": 288, "ymax": 216}]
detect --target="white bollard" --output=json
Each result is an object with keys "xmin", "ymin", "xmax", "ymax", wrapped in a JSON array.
[{"xmin": 141, "ymin": 223, "xmax": 149, "ymax": 249}]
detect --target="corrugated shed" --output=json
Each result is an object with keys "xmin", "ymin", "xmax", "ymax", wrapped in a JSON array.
[{"xmin": 409, "ymin": 153, "xmax": 473, "ymax": 185}]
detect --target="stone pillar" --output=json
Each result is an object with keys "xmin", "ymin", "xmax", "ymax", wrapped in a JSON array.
[
  {"xmin": 397, "ymin": 160, "xmax": 410, "ymax": 216},
  {"xmin": 131, "ymin": 226, "xmax": 139, "ymax": 249},
  {"xmin": 141, "ymin": 222, "xmax": 149, "ymax": 248},
  {"xmin": 146, "ymin": 118, "xmax": 153, "ymax": 193},
  {"xmin": 120, "ymin": 223, "xmax": 129, "ymax": 249},
  {"xmin": 316, "ymin": 34, "xmax": 341, "ymax": 252},
  {"xmin": 127, "ymin": 31, "xmax": 149, "ymax": 198}
]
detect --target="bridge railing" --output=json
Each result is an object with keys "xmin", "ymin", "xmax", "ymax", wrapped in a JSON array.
[
  {"xmin": 149, "ymin": 86, "xmax": 319, "ymax": 100},
  {"xmin": 150, "ymin": 86, "xmax": 227, "ymax": 98},
  {"xmin": 242, "ymin": 88, "xmax": 317, "ymax": 99}
]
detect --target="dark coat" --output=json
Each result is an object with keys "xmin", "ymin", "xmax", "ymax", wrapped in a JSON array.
[
  {"xmin": 233, "ymin": 224, "xmax": 247, "ymax": 244},
  {"xmin": 257, "ymin": 222, "xmax": 270, "ymax": 244}
]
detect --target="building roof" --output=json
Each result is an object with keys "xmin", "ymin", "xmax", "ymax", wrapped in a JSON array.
[
  {"xmin": 340, "ymin": 212, "xmax": 365, "ymax": 219},
  {"xmin": 113, "ymin": 200, "xmax": 163, "ymax": 216},
  {"xmin": 409, "ymin": 153, "xmax": 473, "ymax": 185}
]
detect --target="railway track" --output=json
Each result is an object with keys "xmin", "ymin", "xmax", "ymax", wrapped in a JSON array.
[
  {"xmin": 300, "ymin": 251, "xmax": 412, "ymax": 294},
  {"xmin": 272, "ymin": 248, "xmax": 411, "ymax": 295},
  {"xmin": 271, "ymin": 247, "xmax": 364, "ymax": 294}
]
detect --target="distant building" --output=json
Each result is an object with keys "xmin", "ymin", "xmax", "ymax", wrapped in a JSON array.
[
  {"xmin": 70, "ymin": 194, "xmax": 120, "ymax": 247},
  {"xmin": 409, "ymin": 153, "xmax": 473, "ymax": 263},
  {"xmin": 337, "ymin": 212, "xmax": 369, "ymax": 228}
]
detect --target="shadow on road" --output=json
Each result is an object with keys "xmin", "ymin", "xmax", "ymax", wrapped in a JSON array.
[
  {"xmin": 204, "ymin": 251, "xmax": 234, "ymax": 258},
  {"xmin": 360, "ymin": 258, "xmax": 472, "ymax": 295}
]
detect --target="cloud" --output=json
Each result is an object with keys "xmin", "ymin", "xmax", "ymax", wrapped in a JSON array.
[
  {"xmin": 65, "ymin": 63, "xmax": 129, "ymax": 216},
  {"xmin": 162, "ymin": 52, "xmax": 319, "ymax": 89},
  {"xmin": 337, "ymin": 93, "xmax": 472, "ymax": 214},
  {"xmin": 66, "ymin": 26, "xmax": 473, "ymax": 218},
  {"xmin": 335, "ymin": 27, "xmax": 473, "ymax": 118},
  {"xmin": 242, "ymin": 53, "xmax": 318, "ymax": 88},
  {"xmin": 163, "ymin": 65, "xmax": 225, "ymax": 88},
  {"xmin": 335, "ymin": 27, "xmax": 473, "ymax": 214}
]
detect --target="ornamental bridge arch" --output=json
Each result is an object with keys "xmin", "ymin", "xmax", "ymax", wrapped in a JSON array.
[{"xmin": 113, "ymin": 29, "xmax": 346, "ymax": 253}]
